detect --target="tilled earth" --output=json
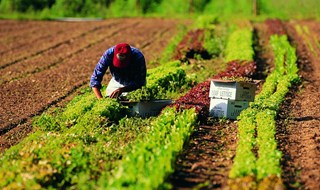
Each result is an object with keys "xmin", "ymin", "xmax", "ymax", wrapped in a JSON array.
[
  {"xmin": 279, "ymin": 20, "xmax": 320, "ymax": 190},
  {"xmin": 0, "ymin": 18, "xmax": 319, "ymax": 190}
]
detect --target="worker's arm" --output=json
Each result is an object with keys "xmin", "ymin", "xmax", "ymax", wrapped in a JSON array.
[
  {"xmin": 90, "ymin": 48, "xmax": 113, "ymax": 99},
  {"xmin": 92, "ymin": 87, "xmax": 103, "ymax": 99}
]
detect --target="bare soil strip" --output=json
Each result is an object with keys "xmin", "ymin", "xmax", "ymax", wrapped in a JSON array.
[
  {"xmin": 276, "ymin": 20, "xmax": 320, "ymax": 190},
  {"xmin": 168, "ymin": 121, "xmax": 238, "ymax": 189},
  {"xmin": 0, "ymin": 21, "xmax": 138, "ymax": 84},
  {"xmin": 0, "ymin": 20, "xmax": 114, "ymax": 68},
  {"xmin": 0, "ymin": 22, "xmax": 74, "ymax": 54},
  {"xmin": 0, "ymin": 21, "xmax": 109, "ymax": 55},
  {"xmin": 0, "ymin": 20, "xmax": 43, "ymax": 37}
]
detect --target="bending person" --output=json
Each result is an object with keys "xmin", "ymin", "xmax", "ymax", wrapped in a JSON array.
[{"xmin": 90, "ymin": 43, "xmax": 146, "ymax": 99}]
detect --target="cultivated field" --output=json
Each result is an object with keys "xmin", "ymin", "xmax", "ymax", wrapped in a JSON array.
[
  {"xmin": 0, "ymin": 18, "xmax": 188, "ymax": 146},
  {"xmin": 0, "ymin": 18, "xmax": 319, "ymax": 189}
]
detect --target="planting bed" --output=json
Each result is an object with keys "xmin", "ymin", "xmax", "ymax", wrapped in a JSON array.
[{"xmin": 0, "ymin": 18, "xmax": 319, "ymax": 190}]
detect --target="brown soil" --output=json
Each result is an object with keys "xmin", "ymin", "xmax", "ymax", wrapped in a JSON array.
[
  {"xmin": 168, "ymin": 119, "xmax": 238, "ymax": 189},
  {"xmin": 173, "ymin": 29, "xmax": 209, "ymax": 61},
  {"xmin": 277, "ymin": 20, "xmax": 320, "ymax": 190},
  {"xmin": 0, "ymin": 18, "xmax": 191, "ymax": 151}
]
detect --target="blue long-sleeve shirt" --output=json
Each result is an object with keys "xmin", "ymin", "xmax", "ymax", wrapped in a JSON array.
[{"xmin": 90, "ymin": 46, "xmax": 146, "ymax": 90}]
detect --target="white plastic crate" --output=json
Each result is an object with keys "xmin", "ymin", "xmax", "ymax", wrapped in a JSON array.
[
  {"xmin": 209, "ymin": 98, "xmax": 249, "ymax": 119},
  {"xmin": 209, "ymin": 79, "xmax": 257, "ymax": 101}
]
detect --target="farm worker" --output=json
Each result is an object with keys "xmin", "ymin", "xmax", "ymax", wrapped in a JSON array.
[{"xmin": 90, "ymin": 43, "xmax": 146, "ymax": 99}]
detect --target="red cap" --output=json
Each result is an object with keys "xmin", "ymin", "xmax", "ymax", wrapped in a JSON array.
[{"xmin": 113, "ymin": 43, "xmax": 132, "ymax": 68}]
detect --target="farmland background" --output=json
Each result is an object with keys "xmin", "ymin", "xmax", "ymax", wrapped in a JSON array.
[
  {"xmin": 0, "ymin": 0, "xmax": 319, "ymax": 19},
  {"xmin": 0, "ymin": 0, "xmax": 320, "ymax": 190}
]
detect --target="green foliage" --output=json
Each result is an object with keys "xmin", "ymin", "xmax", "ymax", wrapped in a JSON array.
[
  {"xmin": 190, "ymin": 0, "xmax": 211, "ymax": 13},
  {"xmin": 155, "ymin": 0, "xmax": 190, "ymax": 16},
  {"xmin": 203, "ymin": 25, "xmax": 229, "ymax": 58},
  {"xmin": 252, "ymin": 35, "xmax": 300, "ymax": 110},
  {"xmin": 33, "ymin": 113, "xmax": 61, "ymax": 132},
  {"xmin": 191, "ymin": 15, "xmax": 229, "ymax": 59},
  {"xmin": 159, "ymin": 24, "xmax": 189, "ymax": 63},
  {"xmin": 137, "ymin": 0, "xmax": 161, "ymax": 14},
  {"xmin": 126, "ymin": 61, "xmax": 194, "ymax": 101},
  {"xmin": 0, "ymin": 97, "xmax": 151, "ymax": 189},
  {"xmin": 0, "ymin": 0, "xmax": 319, "ymax": 19},
  {"xmin": 295, "ymin": 24, "xmax": 318, "ymax": 57},
  {"xmin": 98, "ymin": 107, "xmax": 197, "ymax": 189},
  {"xmin": 0, "ymin": 0, "xmax": 54, "ymax": 12},
  {"xmin": 32, "ymin": 90, "xmax": 98, "ymax": 131},
  {"xmin": 50, "ymin": 0, "xmax": 107, "ymax": 17},
  {"xmin": 106, "ymin": 0, "xmax": 140, "ymax": 18},
  {"xmin": 225, "ymin": 28, "xmax": 254, "ymax": 62},
  {"xmin": 193, "ymin": 15, "xmax": 219, "ymax": 29},
  {"xmin": 258, "ymin": 0, "xmax": 320, "ymax": 19},
  {"xmin": 204, "ymin": 0, "xmax": 253, "ymax": 17},
  {"xmin": 0, "ymin": 102, "xmax": 197, "ymax": 189},
  {"xmin": 229, "ymin": 108, "xmax": 257, "ymax": 178},
  {"xmin": 256, "ymin": 110, "xmax": 282, "ymax": 180}
]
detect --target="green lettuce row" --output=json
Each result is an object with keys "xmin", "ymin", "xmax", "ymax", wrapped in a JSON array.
[
  {"xmin": 126, "ymin": 61, "xmax": 193, "ymax": 101},
  {"xmin": 253, "ymin": 72, "xmax": 278, "ymax": 104},
  {"xmin": 252, "ymin": 35, "xmax": 299, "ymax": 110},
  {"xmin": 0, "ymin": 98, "xmax": 130, "ymax": 189},
  {"xmin": 33, "ymin": 89, "xmax": 98, "ymax": 132},
  {"xmin": 221, "ymin": 26, "xmax": 257, "ymax": 179},
  {"xmin": 270, "ymin": 35, "xmax": 299, "ymax": 82},
  {"xmin": 98, "ymin": 107, "xmax": 197, "ymax": 189},
  {"xmin": 193, "ymin": 15, "xmax": 229, "ymax": 58},
  {"xmin": 220, "ymin": 26, "xmax": 256, "ymax": 179},
  {"xmin": 225, "ymin": 28, "xmax": 254, "ymax": 62},
  {"xmin": 256, "ymin": 110, "xmax": 282, "ymax": 180},
  {"xmin": 259, "ymin": 77, "xmax": 291, "ymax": 111},
  {"xmin": 229, "ymin": 108, "xmax": 257, "ymax": 178},
  {"xmin": 229, "ymin": 34, "xmax": 299, "ymax": 183}
]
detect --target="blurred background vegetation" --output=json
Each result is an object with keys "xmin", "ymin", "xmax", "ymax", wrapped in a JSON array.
[{"xmin": 0, "ymin": 0, "xmax": 319, "ymax": 20}]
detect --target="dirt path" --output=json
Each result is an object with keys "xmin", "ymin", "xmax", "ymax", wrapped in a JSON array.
[
  {"xmin": 277, "ymin": 20, "xmax": 320, "ymax": 190},
  {"xmin": 168, "ymin": 120, "xmax": 238, "ymax": 189},
  {"xmin": 0, "ymin": 20, "xmax": 114, "ymax": 68},
  {"xmin": 0, "ymin": 21, "xmax": 134, "ymax": 84},
  {"xmin": 0, "ymin": 18, "xmax": 190, "ymax": 152},
  {"xmin": 0, "ymin": 21, "xmax": 105, "ymax": 55}
]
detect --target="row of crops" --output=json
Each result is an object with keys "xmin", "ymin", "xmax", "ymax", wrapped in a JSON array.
[
  {"xmin": 229, "ymin": 35, "xmax": 299, "ymax": 188},
  {"xmin": 0, "ymin": 17, "xmax": 299, "ymax": 189}
]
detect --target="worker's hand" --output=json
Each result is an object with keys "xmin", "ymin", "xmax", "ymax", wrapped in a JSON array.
[
  {"xmin": 92, "ymin": 87, "xmax": 103, "ymax": 99},
  {"xmin": 110, "ymin": 88, "xmax": 123, "ymax": 99}
]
